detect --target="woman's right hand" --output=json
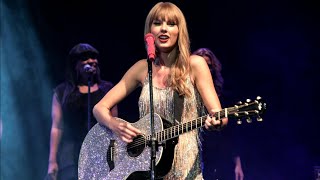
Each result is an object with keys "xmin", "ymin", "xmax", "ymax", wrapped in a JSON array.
[
  {"xmin": 109, "ymin": 118, "xmax": 142, "ymax": 143},
  {"xmin": 47, "ymin": 161, "xmax": 58, "ymax": 179}
]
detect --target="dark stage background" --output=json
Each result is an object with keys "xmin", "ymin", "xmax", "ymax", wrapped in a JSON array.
[{"xmin": 1, "ymin": 0, "xmax": 319, "ymax": 179}]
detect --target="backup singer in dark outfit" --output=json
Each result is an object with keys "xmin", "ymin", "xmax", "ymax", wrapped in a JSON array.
[{"xmin": 47, "ymin": 43, "xmax": 118, "ymax": 180}]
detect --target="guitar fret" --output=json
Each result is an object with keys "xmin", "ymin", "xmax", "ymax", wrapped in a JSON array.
[
  {"xmin": 162, "ymin": 131, "xmax": 164, "ymax": 141},
  {"xmin": 166, "ymin": 128, "xmax": 168, "ymax": 140},
  {"xmin": 165, "ymin": 129, "xmax": 168, "ymax": 140},
  {"xmin": 181, "ymin": 124, "xmax": 183, "ymax": 134},
  {"xmin": 195, "ymin": 119, "xmax": 198, "ymax": 128},
  {"xmin": 186, "ymin": 122, "xmax": 188, "ymax": 132}
]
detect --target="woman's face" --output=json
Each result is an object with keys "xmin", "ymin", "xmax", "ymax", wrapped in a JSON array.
[
  {"xmin": 150, "ymin": 17, "xmax": 179, "ymax": 53},
  {"xmin": 76, "ymin": 58, "xmax": 98, "ymax": 75}
]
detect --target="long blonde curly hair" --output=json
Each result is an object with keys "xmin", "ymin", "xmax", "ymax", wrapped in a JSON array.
[{"xmin": 144, "ymin": 2, "xmax": 192, "ymax": 97}]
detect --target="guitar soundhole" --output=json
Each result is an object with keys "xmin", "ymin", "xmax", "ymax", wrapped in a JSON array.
[{"xmin": 127, "ymin": 135, "xmax": 146, "ymax": 157}]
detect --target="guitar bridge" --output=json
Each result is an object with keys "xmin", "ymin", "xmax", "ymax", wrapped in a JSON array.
[{"xmin": 107, "ymin": 139, "xmax": 115, "ymax": 171}]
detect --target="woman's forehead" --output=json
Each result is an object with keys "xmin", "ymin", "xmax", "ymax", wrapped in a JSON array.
[{"xmin": 153, "ymin": 10, "xmax": 178, "ymax": 22}]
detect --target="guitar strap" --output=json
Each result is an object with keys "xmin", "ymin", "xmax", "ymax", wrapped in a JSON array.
[
  {"xmin": 145, "ymin": 91, "xmax": 184, "ymax": 179},
  {"xmin": 173, "ymin": 90, "xmax": 184, "ymax": 124}
]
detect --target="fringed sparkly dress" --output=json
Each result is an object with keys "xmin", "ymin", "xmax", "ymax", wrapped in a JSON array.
[{"xmin": 138, "ymin": 77, "xmax": 204, "ymax": 180}]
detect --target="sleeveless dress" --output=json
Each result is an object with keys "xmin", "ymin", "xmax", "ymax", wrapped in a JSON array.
[
  {"xmin": 138, "ymin": 77, "xmax": 204, "ymax": 180},
  {"xmin": 54, "ymin": 80, "xmax": 113, "ymax": 180}
]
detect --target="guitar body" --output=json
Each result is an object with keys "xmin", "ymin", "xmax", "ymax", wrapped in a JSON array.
[{"xmin": 78, "ymin": 113, "xmax": 173, "ymax": 180}]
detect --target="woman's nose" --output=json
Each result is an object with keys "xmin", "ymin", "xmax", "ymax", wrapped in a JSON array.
[
  {"xmin": 160, "ymin": 23, "xmax": 168, "ymax": 32},
  {"xmin": 88, "ymin": 59, "xmax": 98, "ymax": 63}
]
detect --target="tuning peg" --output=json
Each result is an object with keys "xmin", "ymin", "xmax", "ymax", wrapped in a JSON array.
[
  {"xmin": 244, "ymin": 99, "xmax": 251, "ymax": 106},
  {"xmin": 256, "ymin": 96, "xmax": 262, "ymax": 100},
  {"xmin": 237, "ymin": 119, "xmax": 242, "ymax": 125},
  {"xmin": 237, "ymin": 101, "xmax": 243, "ymax": 105},
  {"xmin": 257, "ymin": 115, "xmax": 263, "ymax": 122},
  {"xmin": 246, "ymin": 117, "xmax": 252, "ymax": 123}
]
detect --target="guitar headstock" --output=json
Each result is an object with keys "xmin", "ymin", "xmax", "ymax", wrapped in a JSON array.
[{"xmin": 228, "ymin": 96, "xmax": 266, "ymax": 124}]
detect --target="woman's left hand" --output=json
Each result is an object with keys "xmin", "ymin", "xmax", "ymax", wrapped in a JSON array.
[{"xmin": 204, "ymin": 111, "xmax": 228, "ymax": 130}]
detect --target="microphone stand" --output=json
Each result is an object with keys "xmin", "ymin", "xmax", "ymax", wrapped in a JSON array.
[
  {"xmin": 87, "ymin": 75, "xmax": 93, "ymax": 131},
  {"xmin": 147, "ymin": 58, "xmax": 157, "ymax": 180}
]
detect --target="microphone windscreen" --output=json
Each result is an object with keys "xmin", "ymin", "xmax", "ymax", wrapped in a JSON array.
[{"xmin": 144, "ymin": 33, "xmax": 156, "ymax": 61}]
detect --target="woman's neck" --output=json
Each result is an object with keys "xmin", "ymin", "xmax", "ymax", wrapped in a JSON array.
[
  {"xmin": 78, "ymin": 83, "xmax": 99, "ymax": 93},
  {"xmin": 157, "ymin": 47, "xmax": 178, "ymax": 67}
]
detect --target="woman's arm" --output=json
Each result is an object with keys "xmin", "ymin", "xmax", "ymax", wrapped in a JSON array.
[
  {"xmin": 190, "ymin": 55, "xmax": 228, "ymax": 128},
  {"xmin": 234, "ymin": 156, "xmax": 244, "ymax": 180},
  {"xmin": 93, "ymin": 60, "xmax": 147, "ymax": 142},
  {"xmin": 48, "ymin": 93, "xmax": 63, "ymax": 174},
  {"xmin": 110, "ymin": 105, "xmax": 118, "ymax": 117}
]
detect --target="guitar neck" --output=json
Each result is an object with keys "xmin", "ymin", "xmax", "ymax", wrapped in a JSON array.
[
  {"xmin": 149, "ymin": 108, "xmax": 230, "ymax": 142},
  {"xmin": 145, "ymin": 96, "xmax": 265, "ymax": 142}
]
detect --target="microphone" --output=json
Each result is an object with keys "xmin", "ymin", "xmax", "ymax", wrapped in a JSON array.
[
  {"xmin": 83, "ymin": 64, "xmax": 94, "ymax": 73},
  {"xmin": 144, "ymin": 33, "xmax": 156, "ymax": 61}
]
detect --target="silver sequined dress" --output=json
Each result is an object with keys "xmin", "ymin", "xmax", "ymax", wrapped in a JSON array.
[{"xmin": 138, "ymin": 77, "xmax": 204, "ymax": 180}]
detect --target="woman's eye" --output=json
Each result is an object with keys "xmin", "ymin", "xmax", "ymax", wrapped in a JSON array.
[
  {"xmin": 168, "ymin": 22, "xmax": 176, "ymax": 26},
  {"xmin": 153, "ymin": 21, "xmax": 161, "ymax": 26}
]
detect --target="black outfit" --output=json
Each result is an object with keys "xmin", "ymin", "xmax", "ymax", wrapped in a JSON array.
[
  {"xmin": 55, "ymin": 81, "xmax": 113, "ymax": 180},
  {"xmin": 202, "ymin": 128, "xmax": 239, "ymax": 180},
  {"xmin": 201, "ymin": 95, "xmax": 242, "ymax": 180}
]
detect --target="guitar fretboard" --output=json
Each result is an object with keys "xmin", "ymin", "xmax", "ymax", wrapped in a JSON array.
[
  {"xmin": 144, "ymin": 98, "xmax": 264, "ymax": 143},
  {"xmin": 147, "ymin": 108, "xmax": 232, "ymax": 142}
]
